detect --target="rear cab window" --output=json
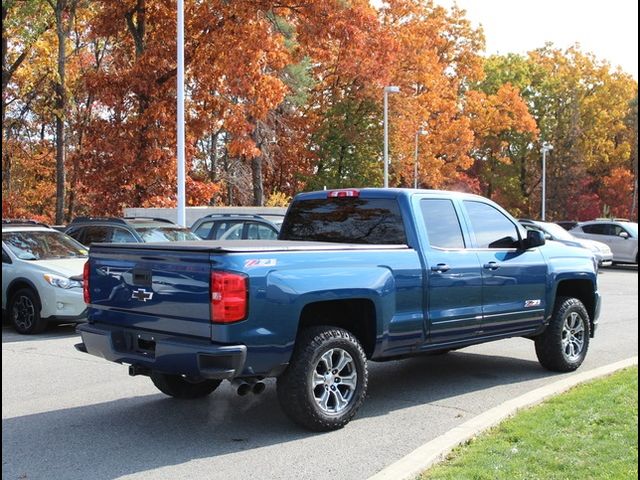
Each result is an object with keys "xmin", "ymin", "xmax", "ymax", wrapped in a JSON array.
[
  {"xmin": 420, "ymin": 199, "xmax": 465, "ymax": 249},
  {"xmin": 279, "ymin": 197, "xmax": 407, "ymax": 244}
]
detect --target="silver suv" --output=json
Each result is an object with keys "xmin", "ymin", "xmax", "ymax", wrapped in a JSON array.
[
  {"xmin": 2, "ymin": 221, "xmax": 88, "ymax": 334},
  {"xmin": 570, "ymin": 220, "xmax": 638, "ymax": 264}
]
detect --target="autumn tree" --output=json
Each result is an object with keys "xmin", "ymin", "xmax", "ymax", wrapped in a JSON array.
[
  {"xmin": 2, "ymin": 0, "xmax": 51, "ymax": 193},
  {"xmin": 480, "ymin": 47, "xmax": 637, "ymax": 219},
  {"xmin": 465, "ymin": 84, "xmax": 538, "ymax": 216},
  {"xmin": 380, "ymin": 0, "xmax": 484, "ymax": 189},
  {"xmin": 600, "ymin": 167, "xmax": 635, "ymax": 219},
  {"xmin": 3, "ymin": 1, "xmax": 637, "ymax": 223},
  {"xmin": 47, "ymin": 0, "xmax": 80, "ymax": 223}
]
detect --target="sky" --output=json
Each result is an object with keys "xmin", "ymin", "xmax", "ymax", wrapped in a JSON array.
[{"xmin": 435, "ymin": 0, "xmax": 638, "ymax": 78}]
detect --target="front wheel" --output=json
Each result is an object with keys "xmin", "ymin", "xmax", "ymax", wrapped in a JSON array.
[
  {"xmin": 535, "ymin": 297, "xmax": 590, "ymax": 372},
  {"xmin": 150, "ymin": 372, "xmax": 221, "ymax": 399},
  {"xmin": 10, "ymin": 288, "xmax": 47, "ymax": 334},
  {"xmin": 277, "ymin": 326, "xmax": 368, "ymax": 431}
]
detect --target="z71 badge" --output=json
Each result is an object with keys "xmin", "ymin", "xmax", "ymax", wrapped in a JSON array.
[
  {"xmin": 244, "ymin": 259, "xmax": 277, "ymax": 268},
  {"xmin": 524, "ymin": 299, "xmax": 542, "ymax": 308}
]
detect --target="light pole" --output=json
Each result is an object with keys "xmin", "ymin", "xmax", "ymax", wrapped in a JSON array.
[
  {"xmin": 541, "ymin": 141, "xmax": 553, "ymax": 221},
  {"xmin": 413, "ymin": 128, "xmax": 427, "ymax": 189},
  {"xmin": 383, "ymin": 86, "xmax": 400, "ymax": 188},
  {"xmin": 176, "ymin": 0, "xmax": 186, "ymax": 226}
]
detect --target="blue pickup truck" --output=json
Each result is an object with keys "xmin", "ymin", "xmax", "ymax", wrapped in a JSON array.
[{"xmin": 76, "ymin": 188, "xmax": 600, "ymax": 431}]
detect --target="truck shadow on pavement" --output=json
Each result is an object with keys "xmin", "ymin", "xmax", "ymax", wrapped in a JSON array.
[{"xmin": 3, "ymin": 350, "xmax": 556, "ymax": 480}]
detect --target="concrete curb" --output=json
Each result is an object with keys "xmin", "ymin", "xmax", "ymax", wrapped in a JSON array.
[{"xmin": 368, "ymin": 356, "xmax": 639, "ymax": 480}]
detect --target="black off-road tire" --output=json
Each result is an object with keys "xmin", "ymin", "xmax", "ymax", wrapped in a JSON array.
[
  {"xmin": 150, "ymin": 372, "xmax": 221, "ymax": 399},
  {"xmin": 9, "ymin": 288, "xmax": 47, "ymax": 334},
  {"xmin": 277, "ymin": 326, "xmax": 368, "ymax": 432},
  {"xmin": 535, "ymin": 297, "xmax": 591, "ymax": 372}
]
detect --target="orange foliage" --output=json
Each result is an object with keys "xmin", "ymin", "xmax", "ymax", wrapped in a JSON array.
[
  {"xmin": 600, "ymin": 167, "xmax": 636, "ymax": 220},
  {"xmin": 381, "ymin": 0, "xmax": 485, "ymax": 188},
  {"xmin": 2, "ymin": 1, "xmax": 637, "ymax": 220}
]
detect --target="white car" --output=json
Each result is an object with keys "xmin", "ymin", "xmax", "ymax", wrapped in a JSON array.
[
  {"xmin": 2, "ymin": 221, "xmax": 88, "ymax": 334},
  {"xmin": 570, "ymin": 220, "xmax": 638, "ymax": 265},
  {"xmin": 519, "ymin": 219, "xmax": 613, "ymax": 268}
]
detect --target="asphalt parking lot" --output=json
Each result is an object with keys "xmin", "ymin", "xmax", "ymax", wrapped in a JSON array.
[{"xmin": 2, "ymin": 266, "xmax": 638, "ymax": 480}]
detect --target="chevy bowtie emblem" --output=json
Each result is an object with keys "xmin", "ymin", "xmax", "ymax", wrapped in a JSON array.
[{"xmin": 131, "ymin": 288, "xmax": 153, "ymax": 302}]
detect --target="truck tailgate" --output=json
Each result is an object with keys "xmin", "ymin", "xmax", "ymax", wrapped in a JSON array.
[{"xmin": 88, "ymin": 245, "xmax": 212, "ymax": 338}]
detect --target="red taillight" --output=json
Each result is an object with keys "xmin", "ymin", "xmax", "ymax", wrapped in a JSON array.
[
  {"xmin": 327, "ymin": 189, "xmax": 360, "ymax": 198},
  {"xmin": 210, "ymin": 271, "xmax": 248, "ymax": 323},
  {"xmin": 83, "ymin": 261, "xmax": 91, "ymax": 304}
]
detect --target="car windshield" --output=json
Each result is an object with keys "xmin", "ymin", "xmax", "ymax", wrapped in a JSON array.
[
  {"xmin": 2, "ymin": 230, "xmax": 88, "ymax": 260},
  {"xmin": 623, "ymin": 223, "xmax": 638, "ymax": 237},
  {"xmin": 134, "ymin": 226, "xmax": 201, "ymax": 242},
  {"xmin": 539, "ymin": 222, "xmax": 576, "ymax": 241}
]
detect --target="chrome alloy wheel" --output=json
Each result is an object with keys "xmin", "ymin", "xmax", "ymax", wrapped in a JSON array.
[
  {"xmin": 12, "ymin": 295, "xmax": 36, "ymax": 331},
  {"xmin": 312, "ymin": 348, "xmax": 358, "ymax": 415},
  {"xmin": 561, "ymin": 311, "xmax": 586, "ymax": 361}
]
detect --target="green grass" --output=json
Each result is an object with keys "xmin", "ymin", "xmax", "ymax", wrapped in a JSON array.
[{"xmin": 420, "ymin": 367, "xmax": 638, "ymax": 480}]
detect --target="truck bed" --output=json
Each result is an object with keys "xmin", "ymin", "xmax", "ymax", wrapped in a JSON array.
[{"xmin": 90, "ymin": 240, "xmax": 410, "ymax": 253}]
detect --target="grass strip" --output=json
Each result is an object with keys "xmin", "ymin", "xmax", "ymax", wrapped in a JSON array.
[{"xmin": 420, "ymin": 366, "xmax": 638, "ymax": 480}]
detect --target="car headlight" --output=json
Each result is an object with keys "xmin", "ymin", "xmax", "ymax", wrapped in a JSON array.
[
  {"xmin": 587, "ymin": 244, "xmax": 599, "ymax": 253},
  {"xmin": 43, "ymin": 274, "xmax": 82, "ymax": 289}
]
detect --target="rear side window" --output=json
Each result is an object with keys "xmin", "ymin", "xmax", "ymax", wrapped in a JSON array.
[
  {"xmin": 112, "ymin": 228, "xmax": 137, "ymax": 243},
  {"xmin": 208, "ymin": 221, "xmax": 244, "ymax": 240},
  {"xmin": 464, "ymin": 201, "xmax": 519, "ymax": 249},
  {"xmin": 582, "ymin": 224, "xmax": 608, "ymax": 235},
  {"xmin": 80, "ymin": 226, "xmax": 113, "ymax": 245},
  {"xmin": 219, "ymin": 223, "xmax": 244, "ymax": 240},
  {"xmin": 247, "ymin": 223, "xmax": 278, "ymax": 240},
  {"xmin": 420, "ymin": 199, "xmax": 465, "ymax": 249},
  {"xmin": 280, "ymin": 198, "xmax": 407, "ymax": 244},
  {"xmin": 194, "ymin": 221, "xmax": 214, "ymax": 239}
]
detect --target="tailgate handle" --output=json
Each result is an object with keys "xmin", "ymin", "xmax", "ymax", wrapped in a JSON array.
[{"xmin": 132, "ymin": 268, "xmax": 152, "ymax": 286}]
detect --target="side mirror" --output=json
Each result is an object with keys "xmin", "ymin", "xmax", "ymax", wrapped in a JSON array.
[
  {"xmin": 524, "ymin": 230, "xmax": 546, "ymax": 249},
  {"xmin": 619, "ymin": 231, "xmax": 630, "ymax": 239}
]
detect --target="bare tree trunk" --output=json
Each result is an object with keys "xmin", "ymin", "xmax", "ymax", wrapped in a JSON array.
[
  {"xmin": 50, "ymin": 0, "xmax": 77, "ymax": 223},
  {"xmin": 251, "ymin": 156, "xmax": 264, "ymax": 206},
  {"xmin": 53, "ymin": 2, "xmax": 66, "ymax": 223}
]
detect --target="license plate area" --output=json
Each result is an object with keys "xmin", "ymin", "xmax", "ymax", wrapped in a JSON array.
[{"xmin": 135, "ymin": 333, "xmax": 156, "ymax": 356}]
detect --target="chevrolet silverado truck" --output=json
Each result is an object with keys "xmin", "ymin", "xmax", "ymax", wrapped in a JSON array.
[{"xmin": 76, "ymin": 188, "xmax": 601, "ymax": 431}]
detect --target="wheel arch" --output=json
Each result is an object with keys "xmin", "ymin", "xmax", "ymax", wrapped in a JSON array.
[
  {"xmin": 554, "ymin": 279, "xmax": 596, "ymax": 336},
  {"xmin": 297, "ymin": 299, "xmax": 377, "ymax": 359},
  {"xmin": 7, "ymin": 278, "xmax": 42, "ymax": 308}
]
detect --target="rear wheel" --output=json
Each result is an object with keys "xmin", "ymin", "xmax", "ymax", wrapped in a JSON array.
[
  {"xmin": 150, "ymin": 372, "xmax": 221, "ymax": 399},
  {"xmin": 277, "ymin": 326, "xmax": 368, "ymax": 431},
  {"xmin": 535, "ymin": 297, "xmax": 590, "ymax": 372},
  {"xmin": 10, "ymin": 288, "xmax": 47, "ymax": 334}
]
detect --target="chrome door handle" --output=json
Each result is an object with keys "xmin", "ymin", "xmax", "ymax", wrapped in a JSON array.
[
  {"xmin": 483, "ymin": 261, "xmax": 499, "ymax": 270},
  {"xmin": 430, "ymin": 263, "xmax": 450, "ymax": 273}
]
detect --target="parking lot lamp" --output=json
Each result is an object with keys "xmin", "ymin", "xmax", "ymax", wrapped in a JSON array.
[
  {"xmin": 176, "ymin": 0, "xmax": 186, "ymax": 226},
  {"xmin": 541, "ymin": 141, "xmax": 553, "ymax": 221},
  {"xmin": 413, "ymin": 128, "xmax": 428, "ymax": 189},
  {"xmin": 383, "ymin": 86, "xmax": 400, "ymax": 188}
]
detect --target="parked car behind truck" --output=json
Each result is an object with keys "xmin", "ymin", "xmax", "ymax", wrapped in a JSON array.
[
  {"xmin": 519, "ymin": 219, "xmax": 613, "ymax": 267},
  {"xmin": 76, "ymin": 189, "xmax": 600, "ymax": 431},
  {"xmin": 570, "ymin": 219, "xmax": 638, "ymax": 265},
  {"xmin": 2, "ymin": 220, "xmax": 88, "ymax": 334},
  {"xmin": 65, "ymin": 217, "xmax": 200, "ymax": 245}
]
